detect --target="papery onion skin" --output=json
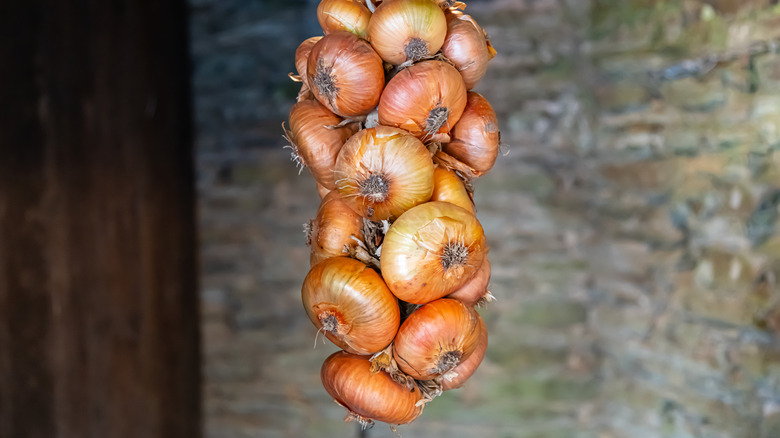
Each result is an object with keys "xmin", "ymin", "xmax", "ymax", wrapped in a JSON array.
[
  {"xmin": 367, "ymin": 0, "xmax": 447, "ymax": 65},
  {"xmin": 307, "ymin": 31, "xmax": 385, "ymax": 117},
  {"xmin": 321, "ymin": 351, "xmax": 423, "ymax": 425},
  {"xmin": 393, "ymin": 298, "xmax": 481, "ymax": 380},
  {"xmin": 316, "ymin": 182, "xmax": 332, "ymax": 199},
  {"xmin": 430, "ymin": 166, "xmax": 474, "ymax": 214},
  {"xmin": 318, "ymin": 0, "xmax": 372, "ymax": 37},
  {"xmin": 380, "ymin": 201, "xmax": 487, "ymax": 304},
  {"xmin": 443, "ymin": 91, "xmax": 500, "ymax": 175},
  {"xmin": 378, "ymin": 60, "xmax": 467, "ymax": 141},
  {"xmin": 441, "ymin": 13, "xmax": 491, "ymax": 89},
  {"xmin": 287, "ymin": 99, "xmax": 358, "ymax": 189},
  {"xmin": 335, "ymin": 126, "xmax": 434, "ymax": 221},
  {"xmin": 309, "ymin": 191, "xmax": 365, "ymax": 266},
  {"xmin": 302, "ymin": 257, "xmax": 400, "ymax": 355},
  {"xmin": 295, "ymin": 36, "xmax": 323, "ymax": 78},
  {"xmin": 446, "ymin": 257, "xmax": 490, "ymax": 306},
  {"xmin": 442, "ymin": 314, "xmax": 487, "ymax": 390}
]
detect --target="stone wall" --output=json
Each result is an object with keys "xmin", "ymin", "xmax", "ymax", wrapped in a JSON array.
[{"xmin": 191, "ymin": 1, "xmax": 780, "ymax": 437}]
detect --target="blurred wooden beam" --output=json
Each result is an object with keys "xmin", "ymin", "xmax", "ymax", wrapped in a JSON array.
[{"xmin": 0, "ymin": 1, "xmax": 200, "ymax": 438}]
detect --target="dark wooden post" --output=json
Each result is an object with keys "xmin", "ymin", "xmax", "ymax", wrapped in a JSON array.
[{"xmin": 0, "ymin": 1, "xmax": 200, "ymax": 438}]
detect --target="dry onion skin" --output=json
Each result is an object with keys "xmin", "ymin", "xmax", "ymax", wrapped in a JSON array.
[
  {"xmin": 367, "ymin": 0, "xmax": 447, "ymax": 65},
  {"xmin": 380, "ymin": 201, "xmax": 487, "ymax": 304},
  {"xmin": 393, "ymin": 298, "xmax": 482, "ymax": 380},
  {"xmin": 378, "ymin": 60, "xmax": 467, "ymax": 142},
  {"xmin": 441, "ymin": 12, "xmax": 493, "ymax": 89},
  {"xmin": 308, "ymin": 191, "xmax": 365, "ymax": 266},
  {"xmin": 307, "ymin": 31, "xmax": 385, "ymax": 117},
  {"xmin": 286, "ymin": 99, "xmax": 358, "ymax": 189},
  {"xmin": 430, "ymin": 166, "xmax": 474, "ymax": 214},
  {"xmin": 334, "ymin": 126, "xmax": 434, "ymax": 221},
  {"xmin": 318, "ymin": 0, "xmax": 372, "ymax": 38},
  {"xmin": 302, "ymin": 257, "xmax": 400, "ymax": 355},
  {"xmin": 446, "ymin": 257, "xmax": 491, "ymax": 306},
  {"xmin": 441, "ymin": 314, "xmax": 488, "ymax": 390},
  {"xmin": 321, "ymin": 351, "xmax": 423, "ymax": 425},
  {"xmin": 442, "ymin": 91, "xmax": 500, "ymax": 175}
]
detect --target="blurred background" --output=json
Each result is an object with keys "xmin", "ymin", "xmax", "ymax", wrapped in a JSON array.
[{"xmin": 193, "ymin": 1, "xmax": 780, "ymax": 437}]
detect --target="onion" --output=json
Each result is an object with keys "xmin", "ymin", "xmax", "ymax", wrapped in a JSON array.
[
  {"xmin": 308, "ymin": 191, "xmax": 365, "ymax": 266},
  {"xmin": 381, "ymin": 201, "xmax": 487, "ymax": 304},
  {"xmin": 441, "ymin": 13, "xmax": 492, "ymax": 89},
  {"xmin": 430, "ymin": 166, "xmax": 474, "ymax": 214},
  {"xmin": 378, "ymin": 60, "xmax": 467, "ymax": 141},
  {"xmin": 318, "ymin": 0, "xmax": 372, "ymax": 37},
  {"xmin": 446, "ymin": 257, "xmax": 491, "ymax": 306},
  {"xmin": 307, "ymin": 31, "xmax": 385, "ymax": 117},
  {"xmin": 367, "ymin": 0, "xmax": 447, "ymax": 65},
  {"xmin": 321, "ymin": 351, "xmax": 423, "ymax": 425},
  {"xmin": 302, "ymin": 257, "xmax": 400, "ymax": 355},
  {"xmin": 334, "ymin": 126, "xmax": 434, "ymax": 221},
  {"xmin": 442, "ymin": 91, "xmax": 500, "ymax": 176},
  {"xmin": 441, "ymin": 314, "xmax": 487, "ymax": 390},
  {"xmin": 393, "ymin": 298, "xmax": 482, "ymax": 380},
  {"xmin": 295, "ymin": 36, "xmax": 323, "ymax": 79},
  {"xmin": 285, "ymin": 99, "xmax": 358, "ymax": 189},
  {"xmin": 316, "ymin": 182, "xmax": 331, "ymax": 199}
]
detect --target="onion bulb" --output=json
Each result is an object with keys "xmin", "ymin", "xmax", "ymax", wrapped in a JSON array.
[
  {"xmin": 318, "ymin": 0, "xmax": 372, "ymax": 37},
  {"xmin": 442, "ymin": 91, "xmax": 500, "ymax": 176},
  {"xmin": 308, "ymin": 191, "xmax": 365, "ymax": 266},
  {"xmin": 334, "ymin": 126, "xmax": 434, "ymax": 221},
  {"xmin": 430, "ymin": 166, "xmax": 474, "ymax": 214},
  {"xmin": 295, "ymin": 36, "xmax": 323, "ymax": 79},
  {"xmin": 441, "ymin": 13, "xmax": 493, "ymax": 89},
  {"xmin": 316, "ymin": 182, "xmax": 331, "ymax": 199},
  {"xmin": 441, "ymin": 314, "xmax": 487, "ymax": 390},
  {"xmin": 367, "ymin": 0, "xmax": 447, "ymax": 65},
  {"xmin": 302, "ymin": 257, "xmax": 400, "ymax": 355},
  {"xmin": 307, "ymin": 31, "xmax": 385, "ymax": 117},
  {"xmin": 286, "ymin": 99, "xmax": 358, "ymax": 189},
  {"xmin": 393, "ymin": 298, "xmax": 482, "ymax": 380},
  {"xmin": 321, "ymin": 351, "xmax": 423, "ymax": 425},
  {"xmin": 378, "ymin": 60, "xmax": 467, "ymax": 141},
  {"xmin": 447, "ymin": 257, "xmax": 491, "ymax": 306},
  {"xmin": 381, "ymin": 201, "xmax": 487, "ymax": 304}
]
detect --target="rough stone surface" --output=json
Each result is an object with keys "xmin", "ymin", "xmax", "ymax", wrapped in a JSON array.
[{"xmin": 191, "ymin": 1, "xmax": 780, "ymax": 437}]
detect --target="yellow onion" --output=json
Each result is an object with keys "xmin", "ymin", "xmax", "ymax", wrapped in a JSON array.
[
  {"xmin": 286, "ymin": 100, "xmax": 358, "ymax": 189},
  {"xmin": 441, "ymin": 13, "xmax": 493, "ymax": 89},
  {"xmin": 381, "ymin": 201, "xmax": 487, "ymax": 304},
  {"xmin": 316, "ymin": 182, "xmax": 331, "ymax": 199},
  {"xmin": 321, "ymin": 351, "xmax": 423, "ymax": 425},
  {"xmin": 367, "ymin": 0, "xmax": 447, "ymax": 65},
  {"xmin": 447, "ymin": 257, "xmax": 491, "ymax": 306},
  {"xmin": 441, "ymin": 315, "xmax": 487, "ymax": 390},
  {"xmin": 295, "ymin": 36, "xmax": 323, "ymax": 79},
  {"xmin": 307, "ymin": 31, "xmax": 385, "ymax": 117},
  {"xmin": 430, "ymin": 166, "xmax": 474, "ymax": 214},
  {"xmin": 442, "ymin": 91, "xmax": 500, "ymax": 176},
  {"xmin": 334, "ymin": 126, "xmax": 434, "ymax": 221},
  {"xmin": 318, "ymin": 0, "xmax": 372, "ymax": 37},
  {"xmin": 302, "ymin": 257, "xmax": 400, "ymax": 355},
  {"xmin": 393, "ymin": 298, "xmax": 482, "ymax": 380},
  {"xmin": 308, "ymin": 191, "xmax": 365, "ymax": 266},
  {"xmin": 378, "ymin": 60, "xmax": 467, "ymax": 141}
]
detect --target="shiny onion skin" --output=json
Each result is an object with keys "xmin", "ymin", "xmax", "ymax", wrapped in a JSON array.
[
  {"xmin": 295, "ymin": 36, "xmax": 323, "ymax": 78},
  {"xmin": 367, "ymin": 0, "xmax": 447, "ymax": 65},
  {"xmin": 287, "ymin": 100, "xmax": 358, "ymax": 189},
  {"xmin": 393, "ymin": 298, "xmax": 481, "ymax": 380},
  {"xmin": 308, "ymin": 191, "xmax": 365, "ymax": 266},
  {"xmin": 307, "ymin": 31, "xmax": 385, "ymax": 117},
  {"xmin": 381, "ymin": 201, "xmax": 487, "ymax": 304},
  {"xmin": 430, "ymin": 166, "xmax": 474, "ymax": 214},
  {"xmin": 302, "ymin": 257, "xmax": 400, "ymax": 355},
  {"xmin": 317, "ymin": 0, "xmax": 372, "ymax": 37},
  {"xmin": 441, "ymin": 13, "xmax": 492, "ymax": 89},
  {"xmin": 447, "ymin": 257, "xmax": 491, "ymax": 306},
  {"xmin": 334, "ymin": 126, "xmax": 434, "ymax": 221},
  {"xmin": 378, "ymin": 60, "xmax": 467, "ymax": 141},
  {"xmin": 441, "ymin": 314, "xmax": 487, "ymax": 390},
  {"xmin": 442, "ymin": 91, "xmax": 500, "ymax": 175},
  {"xmin": 321, "ymin": 351, "xmax": 423, "ymax": 425}
]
